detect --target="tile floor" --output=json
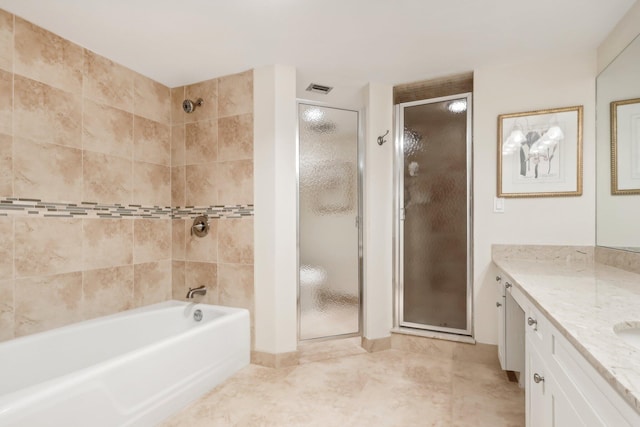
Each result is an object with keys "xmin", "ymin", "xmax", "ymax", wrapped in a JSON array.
[{"xmin": 162, "ymin": 337, "xmax": 525, "ymax": 427}]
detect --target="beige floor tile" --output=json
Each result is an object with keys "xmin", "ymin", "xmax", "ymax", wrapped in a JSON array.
[
  {"xmin": 298, "ymin": 336, "xmax": 366, "ymax": 364},
  {"xmin": 451, "ymin": 360, "xmax": 525, "ymax": 426},
  {"xmin": 161, "ymin": 348, "xmax": 524, "ymax": 427}
]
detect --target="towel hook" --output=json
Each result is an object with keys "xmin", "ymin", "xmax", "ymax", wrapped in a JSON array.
[{"xmin": 377, "ymin": 130, "xmax": 389, "ymax": 146}]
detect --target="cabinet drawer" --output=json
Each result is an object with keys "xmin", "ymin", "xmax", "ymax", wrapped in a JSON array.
[
  {"xmin": 524, "ymin": 304, "xmax": 547, "ymax": 349},
  {"xmin": 507, "ymin": 281, "xmax": 527, "ymax": 309},
  {"xmin": 496, "ymin": 270, "xmax": 516, "ymax": 296}
]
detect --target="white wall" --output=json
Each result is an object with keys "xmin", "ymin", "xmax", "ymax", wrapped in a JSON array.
[
  {"xmin": 473, "ymin": 52, "xmax": 597, "ymax": 344},
  {"xmin": 253, "ymin": 64, "xmax": 298, "ymax": 354},
  {"xmin": 363, "ymin": 83, "xmax": 394, "ymax": 340},
  {"xmin": 254, "ymin": 53, "xmax": 599, "ymax": 348},
  {"xmin": 598, "ymin": 0, "xmax": 640, "ymax": 73},
  {"xmin": 296, "ymin": 70, "xmax": 367, "ymax": 111}
]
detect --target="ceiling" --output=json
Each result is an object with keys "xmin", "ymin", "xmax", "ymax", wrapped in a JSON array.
[{"xmin": 0, "ymin": 0, "xmax": 635, "ymax": 88}]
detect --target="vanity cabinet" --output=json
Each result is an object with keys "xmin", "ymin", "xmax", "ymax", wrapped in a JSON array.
[
  {"xmin": 526, "ymin": 340, "xmax": 579, "ymax": 426},
  {"xmin": 496, "ymin": 274, "xmax": 525, "ymax": 375},
  {"xmin": 525, "ymin": 326, "xmax": 595, "ymax": 426},
  {"xmin": 495, "ymin": 268, "xmax": 639, "ymax": 426}
]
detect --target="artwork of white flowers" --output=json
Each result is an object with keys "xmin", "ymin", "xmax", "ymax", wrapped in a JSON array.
[{"xmin": 498, "ymin": 106, "xmax": 583, "ymax": 198}]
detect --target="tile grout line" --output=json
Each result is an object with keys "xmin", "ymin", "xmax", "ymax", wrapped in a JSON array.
[
  {"xmin": 81, "ymin": 48, "xmax": 86, "ymax": 314},
  {"xmin": 130, "ymin": 79, "xmax": 136, "ymax": 290},
  {"xmin": 11, "ymin": 12, "xmax": 15, "ymax": 207},
  {"xmin": 215, "ymin": 80, "xmax": 220, "ymax": 305},
  {"xmin": 131, "ymin": 82, "xmax": 135, "ymax": 212},
  {"xmin": 10, "ymin": 13, "xmax": 15, "ymax": 340},
  {"xmin": 11, "ymin": 215, "xmax": 15, "ymax": 339}
]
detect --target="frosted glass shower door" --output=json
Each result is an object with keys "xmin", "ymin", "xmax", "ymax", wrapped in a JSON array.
[
  {"xmin": 298, "ymin": 104, "xmax": 360, "ymax": 341},
  {"xmin": 397, "ymin": 94, "xmax": 472, "ymax": 335}
]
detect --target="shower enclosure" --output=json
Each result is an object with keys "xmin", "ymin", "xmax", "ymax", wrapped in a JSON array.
[
  {"xmin": 297, "ymin": 103, "xmax": 361, "ymax": 341},
  {"xmin": 395, "ymin": 93, "xmax": 473, "ymax": 336}
]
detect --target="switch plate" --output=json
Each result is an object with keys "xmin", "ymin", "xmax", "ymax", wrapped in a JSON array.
[{"xmin": 494, "ymin": 197, "xmax": 505, "ymax": 213}]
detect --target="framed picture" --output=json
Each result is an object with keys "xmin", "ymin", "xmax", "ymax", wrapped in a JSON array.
[
  {"xmin": 497, "ymin": 105, "xmax": 583, "ymax": 198},
  {"xmin": 611, "ymin": 98, "xmax": 640, "ymax": 195}
]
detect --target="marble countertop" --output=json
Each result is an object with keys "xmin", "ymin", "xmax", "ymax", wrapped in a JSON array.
[{"xmin": 493, "ymin": 254, "xmax": 640, "ymax": 414}]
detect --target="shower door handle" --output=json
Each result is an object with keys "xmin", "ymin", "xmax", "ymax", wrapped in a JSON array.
[{"xmin": 400, "ymin": 208, "xmax": 405, "ymax": 221}]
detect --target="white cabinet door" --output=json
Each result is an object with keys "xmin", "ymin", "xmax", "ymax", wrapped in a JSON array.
[
  {"xmin": 526, "ymin": 338, "xmax": 548, "ymax": 427},
  {"xmin": 497, "ymin": 271, "xmax": 525, "ymax": 373},
  {"xmin": 497, "ymin": 296, "xmax": 506, "ymax": 369},
  {"xmin": 550, "ymin": 331, "xmax": 632, "ymax": 427},
  {"xmin": 505, "ymin": 291, "xmax": 525, "ymax": 373},
  {"xmin": 546, "ymin": 372, "xmax": 587, "ymax": 427},
  {"xmin": 528, "ymin": 328, "xmax": 589, "ymax": 426},
  {"xmin": 526, "ymin": 324, "xmax": 638, "ymax": 427}
]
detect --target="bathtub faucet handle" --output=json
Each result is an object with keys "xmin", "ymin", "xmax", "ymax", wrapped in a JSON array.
[
  {"xmin": 186, "ymin": 285, "xmax": 207, "ymax": 299},
  {"xmin": 191, "ymin": 215, "xmax": 209, "ymax": 237}
]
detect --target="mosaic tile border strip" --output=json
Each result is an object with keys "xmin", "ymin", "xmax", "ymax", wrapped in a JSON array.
[
  {"xmin": 172, "ymin": 205, "xmax": 254, "ymax": 219},
  {"xmin": 0, "ymin": 198, "xmax": 253, "ymax": 219}
]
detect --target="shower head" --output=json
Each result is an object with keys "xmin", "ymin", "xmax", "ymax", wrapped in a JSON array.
[{"xmin": 182, "ymin": 98, "xmax": 203, "ymax": 114}]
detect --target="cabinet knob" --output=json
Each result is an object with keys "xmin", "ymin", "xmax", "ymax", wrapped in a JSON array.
[
  {"xmin": 496, "ymin": 302, "xmax": 502, "ymax": 307},
  {"xmin": 533, "ymin": 373, "xmax": 544, "ymax": 384},
  {"xmin": 496, "ymin": 275, "xmax": 502, "ymax": 282},
  {"xmin": 527, "ymin": 317, "xmax": 537, "ymax": 327},
  {"xmin": 505, "ymin": 282, "xmax": 512, "ymax": 289}
]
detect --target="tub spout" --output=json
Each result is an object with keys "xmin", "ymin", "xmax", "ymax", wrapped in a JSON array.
[{"xmin": 186, "ymin": 286, "xmax": 207, "ymax": 299}]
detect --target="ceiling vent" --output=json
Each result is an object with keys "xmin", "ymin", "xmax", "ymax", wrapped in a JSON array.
[{"xmin": 306, "ymin": 83, "xmax": 333, "ymax": 94}]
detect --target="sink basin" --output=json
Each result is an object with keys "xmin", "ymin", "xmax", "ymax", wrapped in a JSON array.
[{"xmin": 613, "ymin": 322, "xmax": 640, "ymax": 350}]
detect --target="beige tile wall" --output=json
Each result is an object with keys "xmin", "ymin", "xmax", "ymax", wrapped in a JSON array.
[
  {"xmin": 0, "ymin": 10, "xmax": 255, "ymax": 344},
  {"xmin": 171, "ymin": 70, "xmax": 253, "ymax": 207},
  {"xmin": 0, "ymin": 10, "xmax": 173, "ymax": 341},
  {"xmin": 1, "ymin": 12, "xmax": 172, "ymax": 206},
  {"xmin": 170, "ymin": 70, "xmax": 255, "ymax": 346},
  {"xmin": 0, "ymin": 215, "xmax": 173, "ymax": 341},
  {"xmin": 0, "ymin": 10, "xmax": 256, "ymax": 344}
]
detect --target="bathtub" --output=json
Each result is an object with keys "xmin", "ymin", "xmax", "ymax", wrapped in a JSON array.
[{"xmin": 0, "ymin": 300, "xmax": 250, "ymax": 426}]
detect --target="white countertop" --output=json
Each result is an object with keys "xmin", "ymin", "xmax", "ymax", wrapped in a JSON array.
[{"xmin": 493, "ymin": 255, "xmax": 640, "ymax": 414}]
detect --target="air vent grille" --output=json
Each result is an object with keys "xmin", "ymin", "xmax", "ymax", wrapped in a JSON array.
[{"xmin": 306, "ymin": 83, "xmax": 333, "ymax": 94}]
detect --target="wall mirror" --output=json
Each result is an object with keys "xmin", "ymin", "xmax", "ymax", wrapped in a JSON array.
[{"xmin": 597, "ymin": 32, "xmax": 640, "ymax": 252}]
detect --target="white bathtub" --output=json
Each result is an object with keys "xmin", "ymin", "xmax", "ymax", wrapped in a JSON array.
[{"xmin": 0, "ymin": 300, "xmax": 250, "ymax": 426}]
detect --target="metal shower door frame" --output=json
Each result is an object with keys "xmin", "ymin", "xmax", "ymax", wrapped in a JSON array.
[
  {"xmin": 394, "ymin": 92, "xmax": 474, "ymax": 337},
  {"xmin": 295, "ymin": 101, "xmax": 364, "ymax": 343}
]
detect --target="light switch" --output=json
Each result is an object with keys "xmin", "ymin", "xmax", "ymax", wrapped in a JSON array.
[{"xmin": 494, "ymin": 197, "xmax": 505, "ymax": 213}]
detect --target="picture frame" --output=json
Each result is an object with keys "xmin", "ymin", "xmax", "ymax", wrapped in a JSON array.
[
  {"xmin": 497, "ymin": 105, "xmax": 583, "ymax": 198},
  {"xmin": 610, "ymin": 97, "xmax": 640, "ymax": 195}
]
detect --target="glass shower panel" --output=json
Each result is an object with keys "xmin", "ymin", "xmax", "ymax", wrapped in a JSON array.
[
  {"xmin": 298, "ymin": 104, "xmax": 360, "ymax": 341},
  {"xmin": 401, "ymin": 96, "xmax": 470, "ymax": 333}
]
